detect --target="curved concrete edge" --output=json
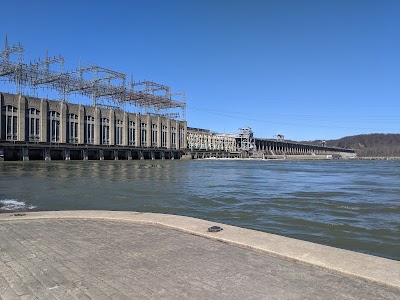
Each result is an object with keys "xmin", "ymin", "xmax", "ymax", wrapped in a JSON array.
[{"xmin": 1, "ymin": 210, "xmax": 399, "ymax": 289}]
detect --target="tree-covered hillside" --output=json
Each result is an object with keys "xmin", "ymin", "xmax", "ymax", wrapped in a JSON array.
[{"xmin": 305, "ymin": 134, "xmax": 400, "ymax": 157}]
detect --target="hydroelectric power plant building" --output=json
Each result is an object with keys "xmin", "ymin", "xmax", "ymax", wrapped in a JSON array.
[
  {"xmin": 0, "ymin": 37, "xmax": 355, "ymax": 160},
  {"xmin": 0, "ymin": 97, "xmax": 354, "ymax": 161},
  {"xmin": 0, "ymin": 37, "xmax": 188, "ymax": 160},
  {"xmin": 0, "ymin": 92, "xmax": 186, "ymax": 160}
]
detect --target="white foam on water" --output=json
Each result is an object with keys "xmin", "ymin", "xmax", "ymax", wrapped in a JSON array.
[
  {"xmin": 338, "ymin": 205, "xmax": 361, "ymax": 211},
  {"xmin": 0, "ymin": 199, "xmax": 36, "ymax": 211}
]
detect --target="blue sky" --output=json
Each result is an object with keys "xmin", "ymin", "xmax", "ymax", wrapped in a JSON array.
[{"xmin": 0, "ymin": 0, "xmax": 399, "ymax": 140}]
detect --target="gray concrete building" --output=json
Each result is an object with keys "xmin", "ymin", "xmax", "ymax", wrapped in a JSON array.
[
  {"xmin": 0, "ymin": 92, "xmax": 187, "ymax": 160},
  {"xmin": 187, "ymin": 127, "xmax": 237, "ymax": 152}
]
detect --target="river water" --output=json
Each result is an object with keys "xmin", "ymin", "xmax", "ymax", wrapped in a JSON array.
[{"xmin": 0, "ymin": 159, "xmax": 399, "ymax": 260}]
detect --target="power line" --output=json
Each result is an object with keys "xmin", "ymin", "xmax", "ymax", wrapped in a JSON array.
[
  {"xmin": 187, "ymin": 105, "xmax": 399, "ymax": 120},
  {"xmin": 187, "ymin": 105, "xmax": 400, "ymax": 131}
]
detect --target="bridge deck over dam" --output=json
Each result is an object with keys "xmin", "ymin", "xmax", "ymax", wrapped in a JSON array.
[{"xmin": 0, "ymin": 211, "xmax": 398, "ymax": 299}]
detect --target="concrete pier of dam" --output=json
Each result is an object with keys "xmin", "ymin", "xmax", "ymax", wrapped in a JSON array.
[
  {"xmin": 0, "ymin": 211, "xmax": 398, "ymax": 299},
  {"xmin": 0, "ymin": 142, "xmax": 183, "ymax": 161}
]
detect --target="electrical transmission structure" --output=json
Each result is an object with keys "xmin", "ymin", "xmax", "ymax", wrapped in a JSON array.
[
  {"xmin": 124, "ymin": 80, "xmax": 186, "ymax": 119},
  {"xmin": 0, "ymin": 37, "xmax": 186, "ymax": 120},
  {"xmin": 236, "ymin": 126, "xmax": 255, "ymax": 152}
]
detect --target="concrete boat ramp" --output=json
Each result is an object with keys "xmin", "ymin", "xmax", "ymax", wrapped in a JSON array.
[{"xmin": 0, "ymin": 211, "xmax": 398, "ymax": 300}]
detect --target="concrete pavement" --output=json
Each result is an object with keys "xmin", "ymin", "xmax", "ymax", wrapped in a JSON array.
[{"xmin": 0, "ymin": 211, "xmax": 399, "ymax": 299}]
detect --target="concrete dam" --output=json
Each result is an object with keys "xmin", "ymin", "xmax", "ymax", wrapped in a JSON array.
[
  {"xmin": 0, "ymin": 92, "xmax": 355, "ymax": 161},
  {"xmin": 0, "ymin": 37, "xmax": 355, "ymax": 161},
  {"xmin": 187, "ymin": 127, "xmax": 355, "ymax": 159}
]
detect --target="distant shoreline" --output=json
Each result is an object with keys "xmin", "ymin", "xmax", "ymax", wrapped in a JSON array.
[
  {"xmin": 199, "ymin": 156, "xmax": 400, "ymax": 161},
  {"xmin": 355, "ymin": 157, "xmax": 400, "ymax": 160}
]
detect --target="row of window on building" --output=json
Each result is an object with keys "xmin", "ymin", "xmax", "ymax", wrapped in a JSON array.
[
  {"xmin": 187, "ymin": 132, "xmax": 237, "ymax": 151},
  {"xmin": 2, "ymin": 106, "xmax": 184, "ymax": 148}
]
